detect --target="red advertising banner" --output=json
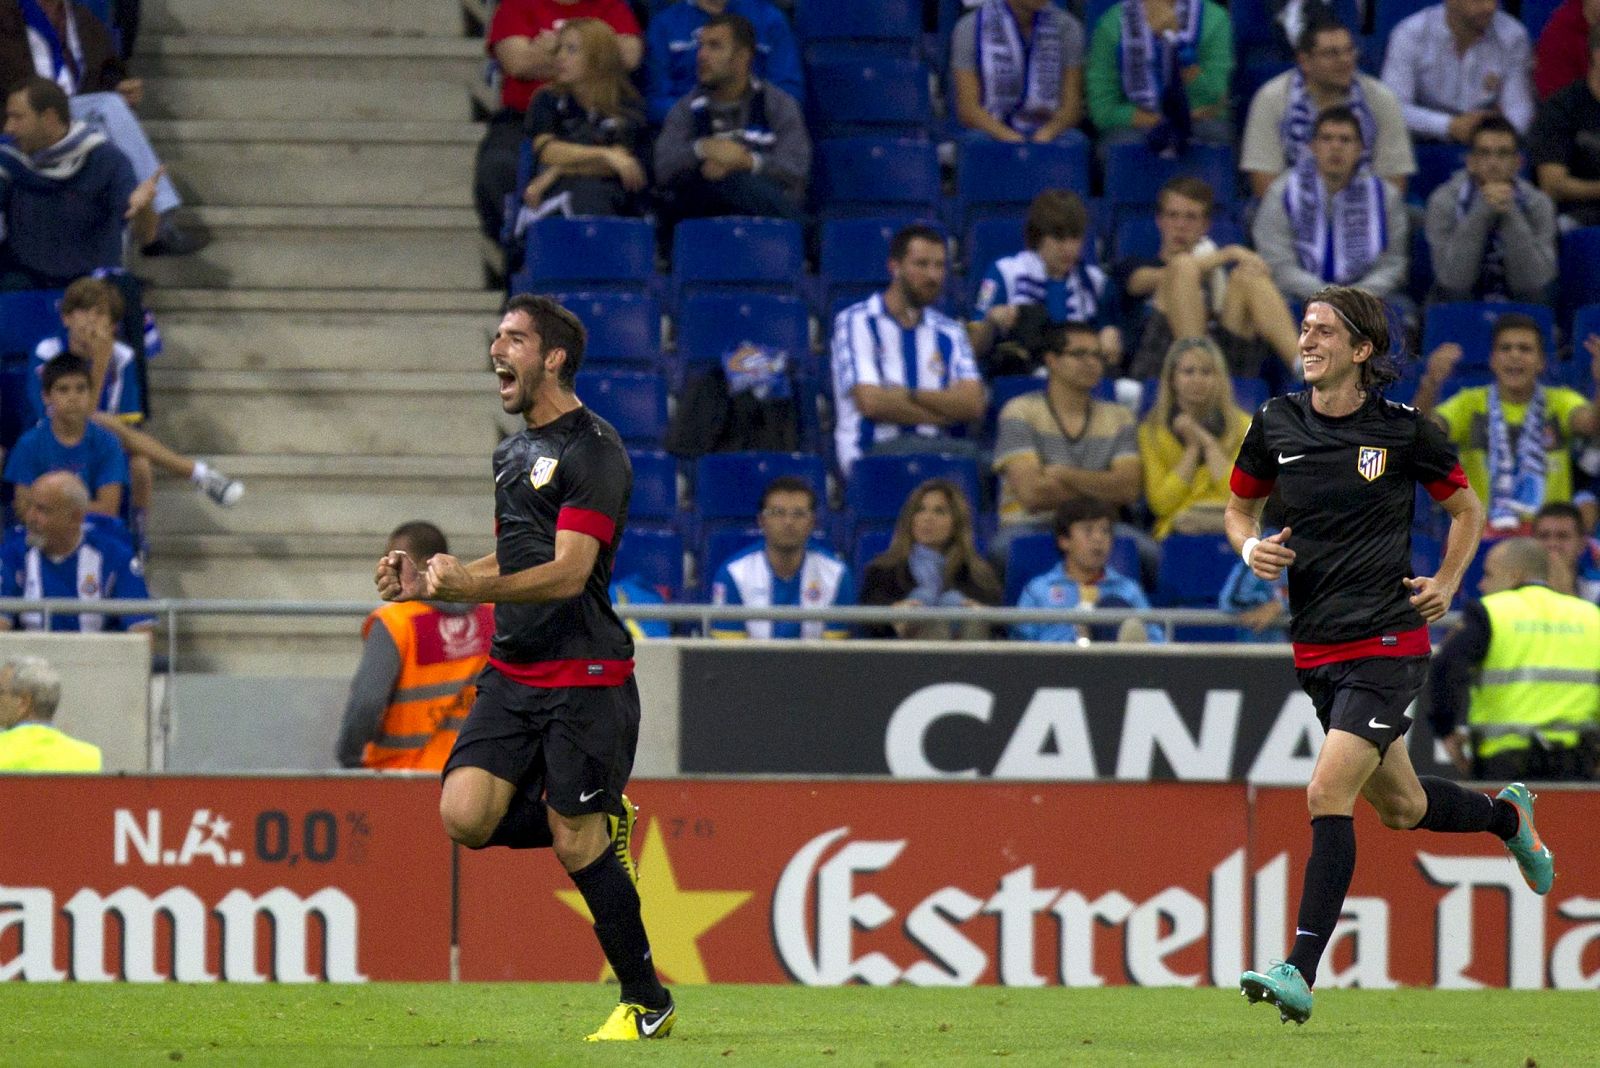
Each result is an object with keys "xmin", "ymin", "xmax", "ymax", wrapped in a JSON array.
[
  {"xmin": 456, "ymin": 781, "xmax": 1252, "ymax": 986},
  {"xmin": 0, "ymin": 777, "xmax": 450, "ymax": 982},
  {"xmin": 1249, "ymin": 786, "xmax": 1600, "ymax": 991}
]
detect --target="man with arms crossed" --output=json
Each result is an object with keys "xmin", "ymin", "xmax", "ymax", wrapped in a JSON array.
[
  {"xmin": 1225, "ymin": 285, "xmax": 1553, "ymax": 1025},
  {"xmin": 376, "ymin": 295, "xmax": 672, "ymax": 1041}
]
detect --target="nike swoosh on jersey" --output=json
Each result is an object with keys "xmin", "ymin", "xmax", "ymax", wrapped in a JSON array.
[
  {"xmin": 1368, "ymin": 717, "xmax": 1390, "ymax": 730},
  {"xmin": 578, "ymin": 788, "xmax": 603, "ymax": 802},
  {"xmin": 1278, "ymin": 453, "xmax": 1307, "ymax": 464}
]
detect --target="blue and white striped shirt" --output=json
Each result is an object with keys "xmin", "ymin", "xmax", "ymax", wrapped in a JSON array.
[{"xmin": 830, "ymin": 293, "xmax": 980, "ymax": 474}]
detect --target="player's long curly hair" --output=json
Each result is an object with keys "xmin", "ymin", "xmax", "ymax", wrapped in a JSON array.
[
  {"xmin": 1306, "ymin": 285, "xmax": 1403, "ymax": 391},
  {"xmin": 548, "ymin": 18, "xmax": 642, "ymax": 121},
  {"xmin": 873, "ymin": 479, "xmax": 1000, "ymax": 602}
]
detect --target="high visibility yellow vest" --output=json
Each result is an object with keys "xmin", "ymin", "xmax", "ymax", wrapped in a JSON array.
[
  {"xmin": 0, "ymin": 723, "xmax": 102, "ymax": 772},
  {"xmin": 1470, "ymin": 584, "xmax": 1600, "ymax": 759}
]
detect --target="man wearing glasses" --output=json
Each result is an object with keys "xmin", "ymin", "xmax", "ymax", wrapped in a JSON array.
[
  {"xmin": 1424, "ymin": 115, "xmax": 1557, "ymax": 304},
  {"xmin": 1241, "ymin": 17, "xmax": 1416, "ymax": 199},
  {"xmin": 708, "ymin": 475, "xmax": 854, "ymax": 639}
]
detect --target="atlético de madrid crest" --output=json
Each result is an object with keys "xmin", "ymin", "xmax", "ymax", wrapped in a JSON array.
[
  {"xmin": 530, "ymin": 456, "xmax": 558, "ymax": 489},
  {"xmin": 1357, "ymin": 446, "xmax": 1387, "ymax": 482}
]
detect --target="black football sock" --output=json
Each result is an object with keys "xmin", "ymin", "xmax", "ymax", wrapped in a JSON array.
[
  {"xmin": 485, "ymin": 794, "xmax": 553, "ymax": 849},
  {"xmin": 570, "ymin": 850, "xmax": 668, "ymax": 1008},
  {"xmin": 1285, "ymin": 815, "xmax": 1355, "ymax": 989},
  {"xmin": 1413, "ymin": 776, "xmax": 1512, "ymax": 836}
]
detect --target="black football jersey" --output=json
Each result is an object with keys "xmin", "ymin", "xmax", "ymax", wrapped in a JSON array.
[
  {"xmin": 490, "ymin": 406, "xmax": 633, "ymax": 665},
  {"xmin": 1232, "ymin": 391, "xmax": 1466, "ymax": 645}
]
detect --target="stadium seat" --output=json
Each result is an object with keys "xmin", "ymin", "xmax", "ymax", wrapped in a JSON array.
[
  {"xmin": 846, "ymin": 453, "xmax": 983, "ymax": 539},
  {"xmin": 794, "ymin": 0, "xmax": 921, "ymax": 60},
  {"xmin": 614, "ymin": 527, "xmax": 685, "ymax": 600},
  {"xmin": 807, "ymin": 57, "xmax": 933, "ymax": 140},
  {"xmin": 853, "ymin": 527, "xmax": 894, "ymax": 576},
  {"xmin": 671, "ymin": 217, "xmax": 804, "ymax": 296},
  {"xmin": 574, "ymin": 371, "xmax": 668, "ymax": 447},
  {"xmin": 1003, "ymin": 531, "xmax": 1059, "ymax": 605},
  {"xmin": 521, "ymin": 217, "xmax": 654, "ymax": 290},
  {"xmin": 0, "ymin": 289, "xmax": 63, "ymax": 358},
  {"xmin": 813, "ymin": 138, "xmax": 941, "ymax": 218},
  {"xmin": 1420, "ymin": 302, "xmax": 1556, "ymax": 368},
  {"xmin": 694, "ymin": 451, "xmax": 828, "ymax": 520},
  {"xmin": 1155, "ymin": 532, "xmax": 1238, "ymax": 607},
  {"xmin": 675, "ymin": 292, "xmax": 811, "ymax": 372},
  {"xmin": 984, "ymin": 373, "xmax": 1046, "ymax": 441},
  {"xmin": 955, "ymin": 138, "xmax": 1091, "ymax": 228},
  {"xmin": 546, "ymin": 291, "xmax": 660, "ymax": 367},
  {"xmin": 628, "ymin": 449, "xmax": 679, "ymax": 522},
  {"xmin": 1559, "ymin": 227, "xmax": 1600, "ymax": 318},
  {"xmin": 1409, "ymin": 141, "xmax": 1468, "ymax": 205},
  {"xmin": 1231, "ymin": 376, "xmax": 1269, "ymax": 412},
  {"xmin": 1563, "ymin": 304, "xmax": 1600, "ymax": 396},
  {"xmin": 1521, "ymin": 0, "xmax": 1562, "ymax": 36},
  {"xmin": 964, "ymin": 214, "xmax": 1029, "ymax": 281},
  {"xmin": 820, "ymin": 216, "xmax": 927, "ymax": 310},
  {"xmin": 1104, "ymin": 142, "xmax": 1238, "ymax": 230},
  {"xmin": 1371, "ymin": 0, "xmax": 1433, "ymax": 54}
]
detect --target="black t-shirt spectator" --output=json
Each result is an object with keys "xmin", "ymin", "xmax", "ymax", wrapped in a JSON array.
[
  {"xmin": 1528, "ymin": 79, "xmax": 1600, "ymax": 227},
  {"xmin": 522, "ymin": 91, "xmax": 647, "ymax": 217}
]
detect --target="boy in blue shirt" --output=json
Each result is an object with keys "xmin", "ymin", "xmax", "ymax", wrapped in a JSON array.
[
  {"xmin": 3, "ymin": 354, "xmax": 128, "ymax": 518},
  {"xmin": 1014, "ymin": 497, "xmax": 1163, "ymax": 642}
]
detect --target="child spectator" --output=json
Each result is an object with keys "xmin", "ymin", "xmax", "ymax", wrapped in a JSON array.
[{"xmin": 4, "ymin": 354, "xmax": 127, "ymax": 517}]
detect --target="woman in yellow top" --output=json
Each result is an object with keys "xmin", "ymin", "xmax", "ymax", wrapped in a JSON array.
[{"xmin": 1137, "ymin": 336, "xmax": 1252, "ymax": 538}]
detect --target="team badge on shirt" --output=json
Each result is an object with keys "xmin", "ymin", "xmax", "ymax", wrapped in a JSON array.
[
  {"xmin": 1357, "ymin": 446, "xmax": 1387, "ymax": 482},
  {"xmin": 529, "ymin": 456, "xmax": 558, "ymax": 489}
]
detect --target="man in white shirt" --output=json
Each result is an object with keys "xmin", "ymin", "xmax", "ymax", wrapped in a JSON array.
[
  {"xmin": 830, "ymin": 225, "xmax": 985, "ymax": 477},
  {"xmin": 1381, "ymin": 0, "xmax": 1535, "ymax": 141}
]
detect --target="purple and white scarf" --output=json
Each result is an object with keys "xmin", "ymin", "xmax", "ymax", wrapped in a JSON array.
[
  {"xmin": 1119, "ymin": 0, "xmax": 1202, "ymax": 112},
  {"xmin": 1284, "ymin": 155, "xmax": 1387, "ymax": 283},
  {"xmin": 977, "ymin": 0, "xmax": 1065, "ymax": 134},
  {"xmin": 1279, "ymin": 69, "xmax": 1376, "ymax": 170}
]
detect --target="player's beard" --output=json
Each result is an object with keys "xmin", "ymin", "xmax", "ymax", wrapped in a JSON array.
[{"xmin": 500, "ymin": 360, "xmax": 544, "ymax": 416}]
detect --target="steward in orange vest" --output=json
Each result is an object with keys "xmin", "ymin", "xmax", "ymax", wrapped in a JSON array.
[{"xmin": 339, "ymin": 599, "xmax": 493, "ymax": 771}]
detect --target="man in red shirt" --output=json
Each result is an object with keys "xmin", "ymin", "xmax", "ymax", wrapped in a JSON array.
[
  {"xmin": 1534, "ymin": 0, "xmax": 1598, "ymax": 99},
  {"xmin": 474, "ymin": 0, "xmax": 643, "ymax": 239}
]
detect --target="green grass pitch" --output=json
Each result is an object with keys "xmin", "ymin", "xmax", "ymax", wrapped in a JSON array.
[{"xmin": 0, "ymin": 984, "xmax": 1587, "ymax": 1067}]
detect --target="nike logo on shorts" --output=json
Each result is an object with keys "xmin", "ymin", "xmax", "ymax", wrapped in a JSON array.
[
  {"xmin": 1368, "ymin": 717, "xmax": 1390, "ymax": 730},
  {"xmin": 1278, "ymin": 453, "xmax": 1307, "ymax": 464},
  {"xmin": 578, "ymin": 788, "xmax": 603, "ymax": 802}
]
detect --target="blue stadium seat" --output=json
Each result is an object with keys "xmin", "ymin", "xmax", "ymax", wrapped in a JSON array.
[
  {"xmin": 1564, "ymin": 304, "xmax": 1600, "ymax": 396},
  {"xmin": 1231, "ymin": 376, "xmax": 1269, "ymax": 412},
  {"xmin": 671, "ymin": 217, "xmax": 804, "ymax": 296},
  {"xmin": 1371, "ymin": 0, "xmax": 1433, "ymax": 55},
  {"xmin": 1409, "ymin": 141, "xmax": 1468, "ymax": 206},
  {"xmin": 0, "ymin": 289, "xmax": 63, "ymax": 357},
  {"xmin": 1155, "ymin": 532, "xmax": 1238, "ymax": 607},
  {"xmin": 628, "ymin": 449, "xmax": 678, "ymax": 522},
  {"xmin": 614, "ymin": 527, "xmax": 685, "ymax": 600},
  {"xmin": 1521, "ymin": 0, "xmax": 1563, "ymax": 36},
  {"xmin": 955, "ymin": 138, "xmax": 1091, "ymax": 228},
  {"xmin": 853, "ymin": 527, "xmax": 894, "ymax": 576},
  {"xmin": 521, "ymin": 217, "xmax": 654, "ymax": 290},
  {"xmin": 574, "ymin": 371, "xmax": 668, "ymax": 447},
  {"xmin": 546, "ymin": 291, "xmax": 660, "ymax": 367},
  {"xmin": 794, "ymin": 0, "xmax": 921, "ymax": 59},
  {"xmin": 964, "ymin": 214, "xmax": 1029, "ymax": 280},
  {"xmin": 1103, "ymin": 143, "xmax": 1239, "ymax": 234},
  {"xmin": 1003, "ymin": 531, "xmax": 1059, "ymax": 605},
  {"xmin": 846, "ymin": 453, "xmax": 983, "ymax": 539},
  {"xmin": 694, "ymin": 451, "xmax": 828, "ymax": 520},
  {"xmin": 814, "ymin": 138, "xmax": 941, "ymax": 218},
  {"xmin": 675, "ymin": 292, "xmax": 810, "ymax": 371},
  {"xmin": 984, "ymin": 374, "xmax": 1046, "ymax": 440},
  {"xmin": 1410, "ymin": 529, "xmax": 1442, "ymax": 581},
  {"xmin": 1420, "ymin": 302, "xmax": 1556, "ymax": 368},
  {"xmin": 1559, "ymin": 227, "xmax": 1600, "ymax": 318},
  {"xmin": 820, "ymin": 216, "xmax": 923, "ymax": 310},
  {"xmin": 807, "ymin": 57, "xmax": 933, "ymax": 140}
]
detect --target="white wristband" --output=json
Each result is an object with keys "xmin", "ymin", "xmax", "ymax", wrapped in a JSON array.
[{"xmin": 1241, "ymin": 537, "xmax": 1261, "ymax": 567}]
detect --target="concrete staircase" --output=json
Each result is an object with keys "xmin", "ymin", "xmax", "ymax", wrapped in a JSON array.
[{"xmin": 131, "ymin": 0, "xmax": 498, "ymax": 672}]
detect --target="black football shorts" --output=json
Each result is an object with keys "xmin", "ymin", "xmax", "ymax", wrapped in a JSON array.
[
  {"xmin": 443, "ymin": 665, "xmax": 640, "ymax": 817},
  {"xmin": 1295, "ymin": 655, "xmax": 1427, "ymax": 759}
]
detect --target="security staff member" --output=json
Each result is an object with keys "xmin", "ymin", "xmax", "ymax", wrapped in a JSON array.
[
  {"xmin": 1430, "ymin": 537, "xmax": 1600, "ymax": 780},
  {"xmin": 338, "ymin": 522, "xmax": 493, "ymax": 771},
  {"xmin": 0, "ymin": 655, "xmax": 101, "ymax": 772}
]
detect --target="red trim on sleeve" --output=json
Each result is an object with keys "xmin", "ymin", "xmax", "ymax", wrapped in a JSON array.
[
  {"xmin": 1424, "ymin": 463, "xmax": 1470, "ymax": 502},
  {"xmin": 1291, "ymin": 626, "xmax": 1431, "ymax": 668},
  {"xmin": 1230, "ymin": 467, "xmax": 1275, "ymax": 499},
  {"xmin": 557, "ymin": 506, "xmax": 616, "ymax": 545},
  {"xmin": 490, "ymin": 657, "xmax": 635, "ymax": 687}
]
